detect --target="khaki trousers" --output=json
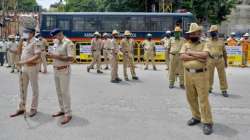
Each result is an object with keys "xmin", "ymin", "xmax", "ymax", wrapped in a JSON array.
[
  {"xmin": 144, "ymin": 51, "xmax": 156, "ymax": 68},
  {"xmin": 123, "ymin": 53, "xmax": 136, "ymax": 78},
  {"xmin": 111, "ymin": 54, "xmax": 119, "ymax": 80},
  {"xmin": 19, "ymin": 65, "xmax": 39, "ymax": 110},
  {"xmin": 242, "ymin": 51, "xmax": 248, "ymax": 66},
  {"xmin": 54, "ymin": 67, "xmax": 72, "ymax": 116},
  {"xmin": 88, "ymin": 51, "xmax": 101, "ymax": 70},
  {"xmin": 207, "ymin": 58, "xmax": 228, "ymax": 91},
  {"xmin": 10, "ymin": 52, "xmax": 19, "ymax": 70},
  {"xmin": 165, "ymin": 50, "xmax": 169, "ymax": 69},
  {"xmin": 184, "ymin": 70, "xmax": 213, "ymax": 124},
  {"xmin": 103, "ymin": 50, "xmax": 111, "ymax": 68},
  {"xmin": 169, "ymin": 54, "xmax": 184, "ymax": 85}
]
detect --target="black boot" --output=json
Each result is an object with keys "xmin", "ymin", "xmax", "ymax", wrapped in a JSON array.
[
  {"xmin": 222, "ymin": 91, "xmax": 229, "ymax": 97},
  {"xmin": 132, "ymin": 76, "xmax": 139, "ymax": 80},
  {"xmin": 187, "ymin": 118, "xmax": 201, "ymax": 126},
  {"xmin": 97, "ymin": 70, "xmax": 103, "ymax": 74},
  {"xmin": 203, "ymin": 123, "xmax": 213, "ymax": 135}
]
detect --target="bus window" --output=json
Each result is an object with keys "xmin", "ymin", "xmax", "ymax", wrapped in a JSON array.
[
  {"xmin": 100, "ymin": 16, "xmax": 125, "ymax": 32},
  {"xmin": 73, "ymin": 17, "xmax": 85, "ymax": 31},
  {"xmin": 83, "ymin": 16, "xmax": 98, "ymax": 31},
  {"xmin": 46, "ymin": 16, "xmax": 56, "ymax": 30},
  {"xmin": 59, "ymin": 20, "xmax": 70, "ymax": 30},
  {"xmin": 126, "ymin": 16, "xmax": 146, "ymax": 31},
  {"xmin": 149, "ymin": 16, "xmax": 173, "ymax": 31}
]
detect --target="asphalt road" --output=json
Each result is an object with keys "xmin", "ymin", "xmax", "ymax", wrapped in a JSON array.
[{"xmin": 0, "ymin": 64, "xmax": 249, "ymax": 140}]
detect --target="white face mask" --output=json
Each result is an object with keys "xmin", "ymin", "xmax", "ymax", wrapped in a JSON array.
[{"xmin": 22, "ymin": 32, "xmax": 29, "ymax": 39}]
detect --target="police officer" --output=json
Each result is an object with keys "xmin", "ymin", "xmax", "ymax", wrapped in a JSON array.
[
  {"xmin": 207, "ymin": 25, "xmax": 229, "ymax": 97},
  {"xmin": 180, "ymin": 23, "xmax": 213, "ymax": 135},
  {"xmin": 169, "ymin": 26, "xmax": 185, "ymax": 89},
  {"xmin": 240, "ymin": 33, "xmax": 249, "ymax": 67},
  {"xmin": 7, "ymin": 35, "xmax": 19, "ymax": 73},
  {"xmin": 227, "ymin": 32, "xmax": 238, "ymax": 46},
  {"xmin": 142, "ymin": 33, "xmax": 157, "ymax": 70},
  {"xmin": 110, "ymin": 30, "xmax": 122, "ymax": 83},
  {"xmin": 161, "ymin": 31, "xmax": 171, "ymax": 70},
  {"xmin": 36, "ymin": 32, "xmax": 49, "ymax": 73},
  {"xmin": 87, "ymin": 31, "xmax": 103, "ymax": 74},
  {"xmin": 10, "ymin": 18, "xmax": 41, "ymax": 118},
  {"xmin": 102, "ymin": 33, "xmax": 112, "ymax": 70},
  {"xmin": 120, "ymin": 30, "xmax": 138, "ymax": 81},
  {"xmin": 47, "ymin": 28, "xmax": 74, "ymax": 125}
]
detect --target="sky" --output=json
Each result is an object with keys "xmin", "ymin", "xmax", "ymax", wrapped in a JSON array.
[{"xmin": 36, "ymin": 0, "xmax": 61, "ymax": 9}]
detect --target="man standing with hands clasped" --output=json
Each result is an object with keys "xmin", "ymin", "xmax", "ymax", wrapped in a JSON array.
[
  {"xmin": 180, "ymin": 23, "xmax": 213, "ymax": 135},
  {"xmin": 47, "ymin": 28, "xmax": 74, "ymax": 125},
  {"xmin": 10, "ymin": 17, "xmax": 41, "ymax": 118}
]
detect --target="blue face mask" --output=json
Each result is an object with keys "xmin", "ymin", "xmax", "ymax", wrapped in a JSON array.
[{"xmin": 210, "ymin": 32, "xmax": 218, "ymax": 37}]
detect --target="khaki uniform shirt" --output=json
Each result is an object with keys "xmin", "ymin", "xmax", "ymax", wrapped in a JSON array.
[
  {"xmin": 103, "ymin": 38, "xmax": 112, "ymax": 50},
  {"xmin": 52, "ymin": 37, "xmax": 74, "ymax": 67},
  {"xmin": 120, "ymin": 38, "xmax": 132, "ymax": 54},
  {"xmin": 169, "ymin": 38, "xmax": 185, "ymax": 54},
  {"xmin": 21, "ymin": 37, "xmax": 41, "ymax": 64},
  {"xmin": 180, "ymin": 41, "xmax": 209, "ymax": 69},
  {"xmin": 161, "ymin": 37, "xmax": 171, "ymax": 50},
  {"xmin": 111, "ymin": 38, "xmax": 120, "ymax": 54},
  {"xmin": 91, "ymin": 38, "xmax": 102, "ymax": 53},
  {"xmin": 142, "ymin": 40, "xmax": 155, "ymax": 52},
  {"xmin": 206, "ymin": 38, "xmax": 226, "ymax": 57},
  {"xmin": 9, "ymin": 41, "xmax": 18, "ymax": 52}
]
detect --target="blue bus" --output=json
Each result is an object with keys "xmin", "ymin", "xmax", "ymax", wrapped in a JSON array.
[{"xmin": 40, "ymin": 12, "xmax": 194, "ymax": 62}]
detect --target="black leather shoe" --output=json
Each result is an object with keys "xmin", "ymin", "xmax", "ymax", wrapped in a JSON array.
[
  {"xmin": 132, "ymin": 76, "xmax": 139, "ymax": 80},
  {"xmin": 180, "ymin": 84, "xmax": 185, "ymax": 89},
  {"xmin": 116, "ymin": 78, "xmax": 122, "ymax": 82},
  {"xmin": 125, "ymin": 78, "xmax": 129, "ymax": 81},
  {"xmin": 209, "ymin": 90, "xmax": 212, "ymax": 93},
  {"xmin": 29, "ymin": 109, "xmax": 37, "ymax": 117},
  {"xmin": 203, "ymin": 123, "xmax": 213, "ymax": 135},
  {"xmin": 187, "ymin": 118, "xmax": 201, "ymax": 126},
  {"xmin": 169, "ymin": 84, "xmax": 174, "ymax": 89},
  {"xmin": 104, "ymin": 67, "xmax": 109, "ymax": 70},
  {"xmin": 87, "ymin": 67, "xmax": 90, "ymax": 72},
  {"xmin": 144, "ymin": 67, "xmax": 148, "ymax": 70},
  {"xmin": 97, "ymin": 70, "xmax": 103, "ymax": 74},
  {"xmin": 153, "ymin": 66, "xmax": 157, "ymax": 70},
  {"xmin": 222, "ymin": 91, "xmax": 229, "ymax": 97}
]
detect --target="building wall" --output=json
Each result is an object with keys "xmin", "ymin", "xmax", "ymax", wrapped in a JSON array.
[{"xmin": 220, "ymin": 0, "xmax": 250, "ymax": 35}]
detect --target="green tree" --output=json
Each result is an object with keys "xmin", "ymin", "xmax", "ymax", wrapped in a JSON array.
[
  {"xmin": 174, "ymin": 0, "xmax": 237, "ymax": 24},
  {"xmin": 57, "ymin": 0, "xmax": 237, "ymax": 24},
  {"xmin": 16, "ymin": 0, "xmax": 39, "ymax": 12}
]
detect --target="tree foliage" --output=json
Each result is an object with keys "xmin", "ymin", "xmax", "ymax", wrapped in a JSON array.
[{"xmin": 53, "ymin": 0, "xmax": 237, "ymax": 24}]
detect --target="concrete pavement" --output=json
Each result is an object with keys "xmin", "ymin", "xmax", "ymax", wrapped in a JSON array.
[{"xmin": 0, "ymin": 64, "xmax": 250, "ymax": 140}]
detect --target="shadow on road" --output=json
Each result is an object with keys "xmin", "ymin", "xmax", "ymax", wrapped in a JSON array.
[
  {"xmin": 27, "ymin": 112, "xmax": 54, "ymax": 129},
  {"xmin": 58, "ymin": 115, "xmax": 90, "ymax": 128},
  {"xmin": 210, "ymin": 92, "xmax": 241, "ymax": 99},
  {"xmin": 213, "ymin": 123, "xmax": 239, "ymax": 138}
]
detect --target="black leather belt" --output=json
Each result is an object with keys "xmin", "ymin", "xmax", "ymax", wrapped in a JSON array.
[
  {"xmin": 209, "ymin": 55, "xmax": 223, "ymax": 59},
  {"xmin": 186, "ymin": 68, "xmax": 207, "ymax": 73},
  {"xmin": 170, "ymin": 53, "xmax": 179, "ymax": 56},
  {"xmin": 54, "ymin": 65, "xmax": 69, "ymax": 70}
]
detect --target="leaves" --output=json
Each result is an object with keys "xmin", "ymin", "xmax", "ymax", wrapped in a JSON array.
[{"xmin": 54, "ymin": 0, "xmax": 237, "ymax": 24}]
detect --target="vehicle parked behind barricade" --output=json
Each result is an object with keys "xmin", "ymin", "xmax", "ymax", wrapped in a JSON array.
[{"xmin": 40, "ymin": 12, "xmax": 194, "ymax": 63}]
